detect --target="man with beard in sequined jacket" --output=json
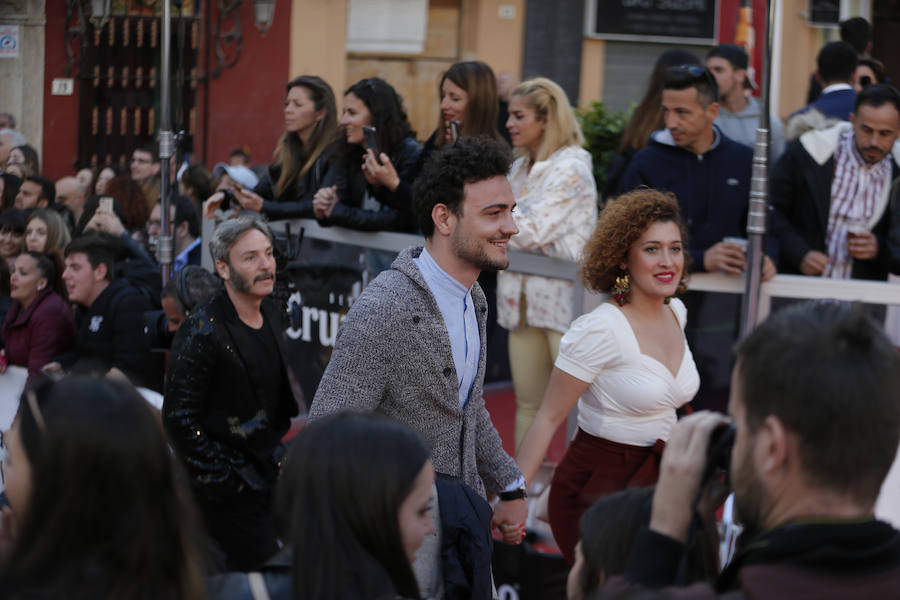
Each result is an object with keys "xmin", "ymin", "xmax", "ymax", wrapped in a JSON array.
[{"xmin": 163, "ymin": 215, "xmax": 301, "ymax": 572}]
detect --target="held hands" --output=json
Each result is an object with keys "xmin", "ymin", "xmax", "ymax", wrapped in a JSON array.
[
  {"xmin": 649, "ymin": 411, "xmax": 731, "ymax": 543},
  {"xmin": 492, "ymin": 497, "xmax": 528, "ymax": 545},
  {"xmin": 313, "ymin": 186, "xmax": 338, "ymax": 219},
  {"xmin": 361, "ymin": 149, "xmax": 400, "ymax": 190}
]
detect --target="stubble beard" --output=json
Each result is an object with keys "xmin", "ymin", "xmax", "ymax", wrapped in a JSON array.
[{"xmin": 451, "ymin": 229, "xmax": 509, "ymax": 273}]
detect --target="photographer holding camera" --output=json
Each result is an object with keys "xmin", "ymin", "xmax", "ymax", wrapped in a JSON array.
[{"xmin": 597, "ymin": 300, "xmax": 900, "ymax": 599}]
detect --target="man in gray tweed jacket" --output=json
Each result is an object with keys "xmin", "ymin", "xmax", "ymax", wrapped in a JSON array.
[{"xmin": 309, "ymin": 137, "xmax": 528, "ymax": 563}]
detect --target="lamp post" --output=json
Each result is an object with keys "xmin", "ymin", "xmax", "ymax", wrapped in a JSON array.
[
  {"xmin": 158, "ymin": 0, "xmax": 174, "ymax": 284},
  {"xmin": 739, "ymin": 0, "xmax": 775, "ymax": 339}
]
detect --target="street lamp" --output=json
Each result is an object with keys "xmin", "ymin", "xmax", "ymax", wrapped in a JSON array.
[{"xmin": 253, "ymin": 0, "xmax": 276, "ymax": 34}]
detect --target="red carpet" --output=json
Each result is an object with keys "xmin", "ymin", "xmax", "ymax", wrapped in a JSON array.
[{"xmin": 483, "ymin": 382, "xmax": 568, "ymax": 464}]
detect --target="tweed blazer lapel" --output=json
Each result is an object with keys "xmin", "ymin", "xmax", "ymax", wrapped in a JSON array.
[{"xmin": 392, "ymin": 246, "xmax": 486, "ymax": 414}]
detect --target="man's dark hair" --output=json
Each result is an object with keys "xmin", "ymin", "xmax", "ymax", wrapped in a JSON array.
[
  {"xmin": 736, "ymin": 301, "xmax": 900, "ymax": 506},
  {"xmin": 840, "ymin": 17, "xmax": 871, "ymax": 55},
  {"xmin": 413, "ymin": 135, "xmax": 513, "ymax": 238},
  {"xmin": 817, "ymin": 41, "xmax": 858, "ymax": 84},
  {"xmin": 854, "ymin": 83, "xmax": 900, "ymax": 117},
  {"xmin": 663, "ymin": 65, "xmax": 719, "ymax": 107},
  {"xmin": 134, "ymin": 143, "xmax": 160, "ymax": 163},
  {"xmin": 64, "ymin": 233, "xmax": 118, "ymax": 281},
  {"xmin": 172, "ymin": 195, "xmax": 201, "ymax": 239},
  {"xmin": 25, "ymin": 175, "xmax": 55, "ymax": 205}
]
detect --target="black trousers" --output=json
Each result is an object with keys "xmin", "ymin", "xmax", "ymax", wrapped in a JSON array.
[{"xmin": 198, "ymin": 487, "xmax": 279, "ymax": 573}]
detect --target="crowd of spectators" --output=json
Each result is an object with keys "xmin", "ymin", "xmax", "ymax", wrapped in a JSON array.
[{"xmin": 0, "ymin": 14, "xmax": 899, "ymax": 599}]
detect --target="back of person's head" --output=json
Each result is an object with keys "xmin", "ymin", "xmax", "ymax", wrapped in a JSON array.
[
  {"xmin": 274, "ymin": 412, "xmax": 430, "ymax": 600},
  {"xmin": 26, "ymin": 208, "xmax": 71, "ymax": 254},
  {"xmin": 21, "ymin": 250, "xmax": 66, "ymax": 297},
  {"xmin": 64, "ymin": 233, "xmax": 117, "ymax": 282},
  {"xmin": 1, "ymin": 172, "xmax": 23, "ymax": 210},
  {"xmin": 172, "ymin": 194, "xmax": 201, "ymax": 239},
  {"xmin": 24, "ymin": 175, "xmax": 55, "ymax": 206},
  {"xmin": 413, "ymin": 135, "xmax": 513, "ymax": 237},
  {"xmin": 663, "ymin": 65, "xmax": 719, "ymax": 107},
  {"xmin": 619, "ymin": 49, "xmax": 700, "ymax": 152},
  {"xmin": 161, "ymin": 264, "xmax": 222, "ymax": 317},
  {"xmin": 436, "ymin": 61, "xmax": 501, "ymax": 145},
  {"xmin": 736, "ymin": 301, "xmax": 900, "ymax": 507},
  {"xmin": 1, "ymin": 377, "xmax": 206, "ymax": 599},
  {"xmin": 275, "ymin": 74, "xmax": 338, "ymax": 197},
  {"xmin": 208, "ymin": 214, "xmax": 272, "ymax": 265},
  {"xmin": 178, "ymin": 164, "xmax": 213, "ymax": 204},
  {"xmin": 572, "ymin": 487, "xmax": 718, "ymax": 598},
  {"xmin": 510, "ymin": 77, "xmax": 583, "ymax": 162},
  {"xmin": 105, "ymin": 175, "xmax": 150, "ymax": 231},
  {"xmin": 854, "ymin": 83, "xmax": 900, "ymax": 117},
  {"xmin": 344, "ymin": 77, "xmax": 415, "ymax": 156},
  {"xmin": 840, "ymin": 16, "xmax": 871, "ymax": 55},
  {"xmin": 817, "ymin": 41, "xmax": 858, "ymax": 84}
]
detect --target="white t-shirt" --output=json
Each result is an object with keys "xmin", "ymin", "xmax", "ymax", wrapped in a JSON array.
[{"xmin": 555, "ymin": 299, "xmax": 700, "ymax": 446}]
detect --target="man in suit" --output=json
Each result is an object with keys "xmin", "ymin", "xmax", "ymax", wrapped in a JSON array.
[{"xmin": 163, "ymin": 215, "xmax": 302, "ymax": 571}]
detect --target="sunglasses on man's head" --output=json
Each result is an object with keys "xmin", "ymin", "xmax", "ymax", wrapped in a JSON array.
[{"xmin": 666, "ymin": 65, "xmax": 719, "ymax": 102}]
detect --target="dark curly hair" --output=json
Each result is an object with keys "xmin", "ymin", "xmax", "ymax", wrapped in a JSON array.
[
  {"xmin": 337, "ymin": 77, "xmax": 415, "ymax": 165},
  {"xmin": 413, "ymin": 135, "xmax": 513, "ymax": 238},
  {"xmin": 582, "ymin": 188, "xmax": 690, "ymax": 294}
]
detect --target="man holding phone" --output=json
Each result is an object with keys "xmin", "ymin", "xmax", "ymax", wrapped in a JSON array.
[{"xmin": 597, "ymin": 301, "xmax": 900, "ymax": 598}]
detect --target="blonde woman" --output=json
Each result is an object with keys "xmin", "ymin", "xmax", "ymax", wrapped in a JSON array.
[{"xmin": 501, "ymin": 77, "xmax": 598, "ymax": 447}]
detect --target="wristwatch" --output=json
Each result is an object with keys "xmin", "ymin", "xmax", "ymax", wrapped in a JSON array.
[{"xmin": 499, "ymin": 488, "xmax": 527, "ymax": 501}]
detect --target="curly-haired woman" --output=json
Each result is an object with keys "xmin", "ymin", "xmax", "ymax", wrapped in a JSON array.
[{"xmin": 515, "ymin": 188, "xmax": 699, "ymax": 564}]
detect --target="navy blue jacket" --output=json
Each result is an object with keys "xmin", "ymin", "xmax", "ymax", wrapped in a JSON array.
[
  {"xmin": 618, "ymin": 128, "xmax": 755, "ymax": 270},
  {"xmin": 790, "ymin": 87, "xmax": 857, "ymax": 122}
]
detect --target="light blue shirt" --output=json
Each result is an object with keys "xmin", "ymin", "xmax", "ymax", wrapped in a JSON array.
[
  {"xmin": 414, "ymin": 247, "xmax": 480, "ymax": 408},
  {"xmin": 414, "ymin": 247, "xmax": 525, "ymax": 493},
  {"xmin": 173, "ymin": 237, "xmax": 201, "ymax": 275}
]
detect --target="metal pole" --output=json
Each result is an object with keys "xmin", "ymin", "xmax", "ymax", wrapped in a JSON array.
[
  {"xmin": 158, "ymin": 0, "xmax": 174, "ymax": 284},
  {"xmin": 739, "ymin": 0, "xmax": 775, "ymax": 339}
]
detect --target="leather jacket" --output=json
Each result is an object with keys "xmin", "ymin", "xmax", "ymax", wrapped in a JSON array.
[{"xmin": 163, "ymin": 289, "xmax": 302, "ymax": 500}]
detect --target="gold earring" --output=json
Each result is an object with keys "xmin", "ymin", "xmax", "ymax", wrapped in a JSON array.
[{"xmin": 612, "ymin": 273, "xmax": 631, "ymax": 306}]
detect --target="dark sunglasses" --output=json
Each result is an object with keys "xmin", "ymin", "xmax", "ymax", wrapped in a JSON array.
[{"xmin": 669, "ymin": 65, "xmax": 720, "ymax": 102}]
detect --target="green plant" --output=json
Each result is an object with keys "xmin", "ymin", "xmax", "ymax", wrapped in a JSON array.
[{"xmin": 577, "ymin": 101, "xmax": 631, "ymax": 197}]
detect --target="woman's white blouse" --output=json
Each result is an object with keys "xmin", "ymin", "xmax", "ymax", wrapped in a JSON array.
[{"xmin": 554, "ymin": 299, "xmax": 700, "ymax": 446}]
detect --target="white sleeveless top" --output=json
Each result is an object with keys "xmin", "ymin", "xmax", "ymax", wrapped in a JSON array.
[{"xmin": 554, "ymin": 298, "xmax": 700, "ymax": 446}]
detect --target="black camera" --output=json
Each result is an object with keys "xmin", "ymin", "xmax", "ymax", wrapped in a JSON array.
[{"xmin": 703, "ymin": 423, "xmax": 736, "ymax": 486}]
